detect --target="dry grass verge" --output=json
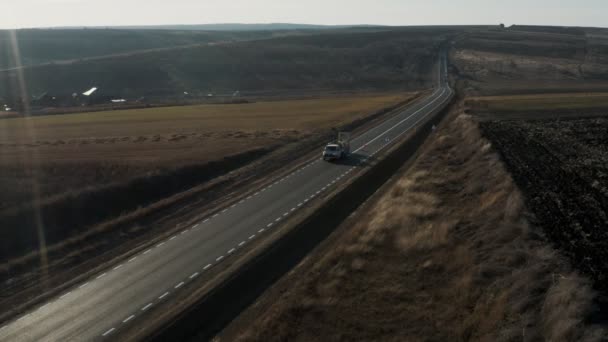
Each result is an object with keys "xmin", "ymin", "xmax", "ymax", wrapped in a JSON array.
[{"xmin": 228, "ymin": 108, "xmax": 604, "ymax": 341}]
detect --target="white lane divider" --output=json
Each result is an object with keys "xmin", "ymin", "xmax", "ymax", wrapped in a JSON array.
[
  {"xmin": 102, "ymin": 328, "xmax": 115, "ymax": 337},
  {"xmin": 97, "ymin": 273, "xmax": 107, "ymax": 280},
  {"xmin": 123, "ymin": 315, "xmax": 135, "ymax": 323},
  {"xmin": 175, "ymin": 282, "xmax": 185, "ymax": 289},
  {"xmin": 204, "ymin": 264, "xmax": 212, "ymax": 270},
  {"xmin": 141, "ymin": 303, "xmax": 153, "ymax": 311},
  {"xmin": 228, "ymin": 248, "xmax": 235, "ymax": 254},
  {"xmin": 190, "ymin": 272, "xmax": 199, "ymax": 279},
  {"xmin": 216, "ymin": 256, "xmax": 224, "ymax": 262},
  {"xmin": 238, "ymin": 241, "xmax": 246, "ymax": 247},
  {"xmin": 159, "ymin": 292, "xmax": 170, "ymax": 300}
]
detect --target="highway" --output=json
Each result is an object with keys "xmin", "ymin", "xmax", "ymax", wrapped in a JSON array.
[{"xmin": 0, "ymin": 54, "xmax": 452, "ymax": 341}]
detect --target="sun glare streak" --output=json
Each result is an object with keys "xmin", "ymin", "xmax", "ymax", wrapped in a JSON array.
[{"xmin": 7, "ymin": 30, "xmax": 49, "ymax": 286}]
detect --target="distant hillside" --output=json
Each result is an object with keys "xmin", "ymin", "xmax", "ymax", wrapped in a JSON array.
[
  {"xmin": 0, "ymin": 27, "xmax": 456, "ymax": 104},
  {"xmin": 0, "ymin": 29, "xmax": 290, "ymax": 69},
  {"xmin": 57, "ymin": 23, "xmax": 383, "ymax": 31}
]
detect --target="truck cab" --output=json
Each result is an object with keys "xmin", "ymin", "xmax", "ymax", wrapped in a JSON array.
[
  {"xmin": 323, "ymin": 143, "xmax": 344, "ymax": 161},
  {"xmin": 322, "ymin": 131, "xmax": 351, "ymax": 162}
]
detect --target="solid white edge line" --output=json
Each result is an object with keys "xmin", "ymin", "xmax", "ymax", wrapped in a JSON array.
[{"xmin": 353, "ymin": 87, "xmax": 447, "ymax": 153}]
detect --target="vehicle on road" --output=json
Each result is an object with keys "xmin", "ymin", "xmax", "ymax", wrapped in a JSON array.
[{"xmin": 323, "ymin": 131, "xmax": 351, "ymax": 161}]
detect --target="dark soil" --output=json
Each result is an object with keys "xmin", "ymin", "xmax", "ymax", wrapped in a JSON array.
[{"xmin": 480, "ymin": 118, "xmax": 608, "ymax": 289}]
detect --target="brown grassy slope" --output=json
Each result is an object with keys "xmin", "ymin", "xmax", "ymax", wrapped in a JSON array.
[{"xmin": 229, "ymin": 111, "xmax": 604, "ymax": 342}]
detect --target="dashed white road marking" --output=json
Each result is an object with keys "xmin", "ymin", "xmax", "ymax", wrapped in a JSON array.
[
  {"xmin": 267, "ymin": 222, "xmax": 273, "ymax": 228},
  {"xmin": 97, "ymin": 273, "xmax": 107, "ymax": 280},
  {"xmin": 204, "ymin": 264, "xmax": 212, "ymax": 270},
  {"xmin": 275, "ymin": 217, "xmax": 281, "ymax": 222},
  {"xmin": 60, "ymin": 291, "xmax": 71, "ymax": 299},
  {"xmin": 228, "ymin": 248, "xmax": 235, "ymax": 254},
  {"xmin": 156, "ymin": 242, "xmax": 165, "ymax": 248},
  {"xmin": 249, "ymin": 234, "xmax": 256, "ymax": 240},
  {"xmin": 102, "ymin": 328, "xmax": 115, "ymax": 337},
  {"xmin": 283, "ymin": 212, "xmax": 289, "ymax": 217},
  {"xmin": 230, "ymin": 204, "xmax": 236, "ymax": 208},
  {"xmin": 39, "ymin": 303, "xmax": 50, "ymax": 311},
  {"xmin": 190, "ymin": 272, "xmax": 199, "ymax": 279},
  {"xmin": 159, "ymin": 292, "xmax": 170, "ymax": 299},
  {"xmin": 175, "ymin": 282, "xmax": 185, "ymax": 289},
  {"xmin": 254, "ymin": 192, "xmax": 260, "ymax": 196},
  {"xmin": 290, "ymin": 208, "xmax": 296, "ymax": 212},
  {"xmin": 123, "ymin": 315, "xmax": 135, "ymax": 323},
  {"xmin": 16, "ymin": 315, "xmax": 28, "ymax": 322},
  {"xmin": 113, "ymin": 264, "xmax": 123, "ymax": 271},
  {"xmin": 79, "ymin": 282, "xmax": 89, "ymax": 289},
  {"xmin": 222, "ymin": 209, "xmax": 228, "ymax": 213},
  {"xmin": 203, "ymin": 219, "xmax": 209, "ymax": 223},
  {"xmin": 128, "ymin": 256, "xmax": 137, "ymax": 263},
  {"xmin": 216, "ymin": 256, "xmax": 224, "ymax": 262},
  {"xmin": 170, "ymin": 236, "xmax": 176, "ymax": 241},
  {"xmin": 258, "ymin": 228, "xmax": 265, "ymax": 233},
  {"xmin": 141, "ymin": 303, "xmax": 153, "ymax": 311},
  {"xmin": 247, "ymin": 196, "xmax": 253, "ymax": 199},
  {"xmin": 213, "ymin": 214, "xmax": 219, "ymax": 218},
  {"xmin": 143, "ymin": 249, "xmax": 151, "ymax": 255},
  {"xmin": 239, "ymin": 241, "xmax": 246, "ymax": 247},
  {"xmin": 239, "ymin": 200, "xmax": 245, "ymax": 204},
  {"xmin": 181, "ymin": 230, "xmax": 188, "ymax": 235},
  {"xmin": 297, "ymin": 203, "xmax": 303, "ymax": 207}
]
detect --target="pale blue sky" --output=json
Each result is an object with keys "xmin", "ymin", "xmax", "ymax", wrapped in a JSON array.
[{"xmin": 2, "ymin": 0, "xmax": 606, "ymax": 29}]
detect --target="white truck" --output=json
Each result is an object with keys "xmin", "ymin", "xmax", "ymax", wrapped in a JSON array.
[{"xmin": 322, "ymin": 131, "xmax": 351, "ymax": 161}]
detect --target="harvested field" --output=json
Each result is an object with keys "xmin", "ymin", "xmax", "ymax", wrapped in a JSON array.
[
  {"xmin": 480, "ymin": 117, "xmax": 608, "ymax": 290},
  {"xmin": 223, "ymin": 109, "xmax": 603, "ymax": 342},
  {"xmin": 465, "ymin": 93, "xmax": 608, "ymax": 120},
  {"xmin": 0, "ymin": 92, "xmax": 412, "ymax": 209}
]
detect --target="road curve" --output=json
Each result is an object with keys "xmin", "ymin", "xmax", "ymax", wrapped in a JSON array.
[{"xmin": 0, "ymin": 54, "xmax": 452, "ymax": 342}]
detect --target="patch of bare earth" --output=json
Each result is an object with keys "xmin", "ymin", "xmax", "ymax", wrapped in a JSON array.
[{"xmin": 226, "ymin": 108, "xmax": 604, "ymax": 342}]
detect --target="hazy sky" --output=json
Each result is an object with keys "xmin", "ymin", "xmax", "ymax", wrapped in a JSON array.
[{"xmin": 2, "ymin": 0, "xmax": 606, "ymax": 29}]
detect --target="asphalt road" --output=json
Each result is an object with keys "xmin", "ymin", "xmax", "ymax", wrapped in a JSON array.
[{"xmin": 0, "ymin": 55, "xmax": 452, "ymax": 342}]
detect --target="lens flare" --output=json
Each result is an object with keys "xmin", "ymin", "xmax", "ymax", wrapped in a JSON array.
[{"xmin": 7, "ymin": 30, "xmax": 49, "ymax": 286}]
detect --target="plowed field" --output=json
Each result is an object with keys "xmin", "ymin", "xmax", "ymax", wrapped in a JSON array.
[{"xmin": 481, "ymin": 118, "xmax": 608, "ymax": 287}]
